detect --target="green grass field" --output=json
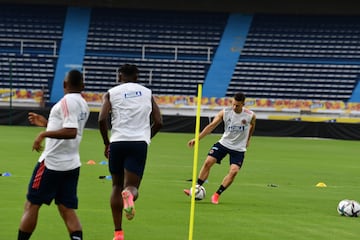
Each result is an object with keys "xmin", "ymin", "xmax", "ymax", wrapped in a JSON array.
[{"xmin": 1, "ymin": 125, "xmax": 360, "ymax": 240}]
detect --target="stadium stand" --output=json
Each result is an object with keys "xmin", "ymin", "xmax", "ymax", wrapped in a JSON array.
[
  {"xmin": 227, "ymin": 14, "xmax": 360, "ymax": 101},
  {"xmin": 1, "ymin": 4, "xmax": 360, "ymax": 103},
  {"xmin": 0, "ymin": 4, "xmax": 66, "ymax": 101},
  {"xmin": 83, "ymin": 56, "xmax": 209, "ymax": 95},
  {"xmin": 241, "ymin": 14, "xmax": 360, "ymax": 60},
  {"xmin": 83, "ymin": 8, "xmax": 228, "ymax": 95},
  {"xmin": 228, "ymin": 61, "xmax": 360, "ymax": 101}
]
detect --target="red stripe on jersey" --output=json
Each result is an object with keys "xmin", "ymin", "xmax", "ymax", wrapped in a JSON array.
[
  {"xmin": 243, "ymin": 108, "xmax": 253, "ymax": 115},
  {"xmin": 61, "ymin": 98, "xmax": 69, "ymax": 118},
  {"xmin": 32, "ymin": 161, "xmax": 45, "ymax": 190}
]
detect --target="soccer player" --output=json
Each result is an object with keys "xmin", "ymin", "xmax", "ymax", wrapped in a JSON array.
[
  {"xmin": 17, "ymin": 70, "xmax": 89, "ymax": 240},
  {"xmin": 98, "ymin": 64, "xmax": 162, "ymax": 240},
  {"xmin": 184, "ymin": 92, "xmax": 256, "ymax": 204}
]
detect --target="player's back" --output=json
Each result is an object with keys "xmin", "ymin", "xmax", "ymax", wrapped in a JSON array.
[{"xmin": 108, "ymin": 82, "xmax": 152, "ymax": 144}]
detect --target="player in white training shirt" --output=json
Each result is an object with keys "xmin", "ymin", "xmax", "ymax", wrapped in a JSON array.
[
  {"xmin": 18, "ymin": 70, "xmax": 89, "ymax": 240},
  {"xmin": 184, "ymin": 92, "xmax": 256, "ymax": 204},
  {"xmin": 98, "ymin": 64, "xmax": 162, "ymax": 240}
]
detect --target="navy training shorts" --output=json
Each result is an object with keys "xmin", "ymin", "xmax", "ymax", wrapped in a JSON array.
[
  {"xmin": 109, "ymin": 141, "xmax": 148, "ymax": 177},
  {"xmin": 208, "ymin": 142, "xmax": 245, "ymax": 167},
  {"xmin": 27, "ymin": 161, "xmax": 80, "ymax": 209}
]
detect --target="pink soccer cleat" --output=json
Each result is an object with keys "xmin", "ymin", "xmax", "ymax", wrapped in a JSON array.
[
  {"xmin": 122, "ymin": 190, "xmax": 135, "ymax": 220},
  {"xmin": 113, "ymin": 230, "xmax": 124, "ymax": 240},
  {"xmin": 211, "ymin": 193, "xmax": 220, "ymax": 204},
  {"xmin": 183, "ymin": 189, "xmax": 190, "ymax": 196}
]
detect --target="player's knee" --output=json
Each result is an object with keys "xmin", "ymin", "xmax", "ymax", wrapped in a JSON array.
[
  {"xmin": 229, "ymin": 165, "xmax": 240, "ymax": 177},
  {"xmin": 24, "ymin": 201, "xmax": 40, "ymax": 212},
  {"xmin": 57, "ymin": 204, "xmax": 69, "ymax": 216},
  {"xmin": 204, "ymin": 158, "xmax": 216, "ymax": 168}
]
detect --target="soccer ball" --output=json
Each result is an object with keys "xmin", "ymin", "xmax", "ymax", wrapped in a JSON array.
[
  {"xmin": 352, "ymin": 200, "xmax": 360, "ymax": 217},
  {"xmin": 337, "ymin": 199, "xmax": 360, "ymax": 217},
  {"xmin": 190, "ymin": 185, "xmax": 206, "ymax": 201},
  {"xmin": 337, "ymin": 199, "xmax": 352, "ymax": 216}
]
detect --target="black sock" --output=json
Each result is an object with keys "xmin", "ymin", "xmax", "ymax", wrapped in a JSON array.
[
  {"xmin": 70, "ymin": 230, "xmax": 82, "ymax": 240},
  {"xmin": 18, "ymin": 230, "xmax": 32, "ymax": 240},
  {"xmin": 216, "ymin": 185, "xmax": 227, "ymax": 195},
  {"xmin": 197, "ymin": 179, "xmax": 205, "ymax": 186}
]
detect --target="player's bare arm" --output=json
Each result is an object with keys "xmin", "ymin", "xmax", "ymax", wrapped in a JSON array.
[
  {"xmin": 32, "ymin": 128, "xmax": 77, "ymax": 152},
  {"xmin": 188, "ymin": 109, "xmax": 224, "ymax": 148},
  {"xmin": 246, "ymin": 114, "xmax": 256, "ymax": 148},
  {"xmin": 28, "ymin": 112, "xmax": 48, "ymax": 127},
  {"xmin": 150, "ymin": 96, "xmax": 163, "ymax": 138},
  {"xmin": 98, "ymin": 92, "xmax": 112, "ymax": 158}
]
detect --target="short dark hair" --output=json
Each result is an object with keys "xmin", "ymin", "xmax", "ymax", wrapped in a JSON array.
[
  {"xmin": 234, "ymin": 92, "xmax": 245, "ymax": 102},
  {"xmin": 67, "ymin": 69, "xmax": 83, "ymax": 88},
  {"xmin": 119, "ymin": 64, "xmax": 139, "ymax": 77}
]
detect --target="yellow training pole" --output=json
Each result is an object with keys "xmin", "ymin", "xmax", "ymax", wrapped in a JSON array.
[{"xmin": 188, "ymin": 84, "xmax": 202, "ymax": 240}]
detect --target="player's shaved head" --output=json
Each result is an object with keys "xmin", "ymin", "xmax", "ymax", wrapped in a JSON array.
[
  {"xmin": 64, "ymin": 69, "xmax": 84, "ymax": 92},
  {"xmin": 234, "ymin": 92, "xmax": 245, "ymax": 102},
  {"xmin": 118, "ymin": 64, "xmax": 139, "ymax": 82},
  {"xmin": 67, "ymin": 70, "xmax": 83, "ymax": 87}
]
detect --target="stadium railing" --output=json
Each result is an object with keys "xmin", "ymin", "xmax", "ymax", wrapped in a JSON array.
[{"xmin": 0, "ymin": 38, "xmax": 58, "ymax": 56}]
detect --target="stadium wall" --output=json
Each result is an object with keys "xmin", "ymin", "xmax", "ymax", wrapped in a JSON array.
[{"xmin": 2, "ymin": 108, "xmax": 360, "ymax": 140}]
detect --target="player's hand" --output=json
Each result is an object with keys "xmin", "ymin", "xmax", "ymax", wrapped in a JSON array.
[
  {"xmin": 104, "ymin": 144, "xmax": 110, "ymax": 159},
  {"xmin": 32, "ymin": 132, "xmax": 45, "ymax": 152},
  {"xmin": 187, "ymin": 139, "xmax": 195, "ymax": 148},
  {"xmin": 28, "ymin": 112, "xmax": 48, "ymax": 127}
]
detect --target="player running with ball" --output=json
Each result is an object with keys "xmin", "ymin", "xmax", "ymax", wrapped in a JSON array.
[{"xmin": 184, "ymin": 92, "xmax": 256, "ymax": 204}]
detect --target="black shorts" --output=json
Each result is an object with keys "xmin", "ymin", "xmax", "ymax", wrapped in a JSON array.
[
  {"xmin": 109, "ymin": 141, "xmax": 148, "ymax": 177},
  {"xmin": 27, "ymin": 161, "xmax": 80, "ymax": 209},
  {"xmin": 208, "ymin": 142, "xmax": 245, "ymax": 167}
]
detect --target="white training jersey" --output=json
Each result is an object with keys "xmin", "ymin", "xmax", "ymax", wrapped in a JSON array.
[
  {"xmin": 38, "ymin": 93, "xmax": 89, "ymax": 171},
  {"xmin": 108, "ymin": 82, "xmax": 152, "ymax": 144},
  {"xmin": 219, "ymin": 107, "xmax": 254, "ymax": 152}
]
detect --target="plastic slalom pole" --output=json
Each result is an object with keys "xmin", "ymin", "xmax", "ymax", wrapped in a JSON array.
[{"xmin": 188, "ymin": 84, "xmax": 202, "ymax": 240}]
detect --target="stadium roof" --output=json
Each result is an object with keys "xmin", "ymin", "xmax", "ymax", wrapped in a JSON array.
[{"xmin": 0, "ymin": 0, "xmax": 359, "ymax": 15}]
